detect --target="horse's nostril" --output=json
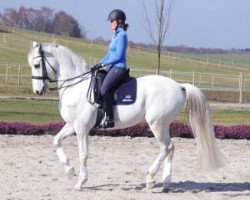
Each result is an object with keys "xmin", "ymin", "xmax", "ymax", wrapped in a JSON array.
[{"xmin": 35, "ymin": 90, "xmax": 43, "ymax": 95}]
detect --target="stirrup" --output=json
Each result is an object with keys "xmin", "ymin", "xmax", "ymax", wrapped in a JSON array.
[{"xmin": 100, "ymin": 115, "xmax": 114, "ymax": 129}]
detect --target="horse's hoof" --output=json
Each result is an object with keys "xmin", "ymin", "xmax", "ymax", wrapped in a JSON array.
[
  {"xmin": 146, "ymin": 181, "xmax": 155, "ymax": 189},
  {"xmin": 74, "ymin": 179, "xmax": 87, "ymax": 190},
  {"xmin": 65, "ymin": 166, "xmax": 75, "ymax": 179},
  {"xmin": 162, "ymin": 187, "xmax": 170, "ymax": 193},
  {"xmin": 162, "ymin": 183, "xmax": 170, "ymax": 193},
  {"xmin": 146, "ymin": 175, "xmax": 155, "ymax": 189},
  {"xmin": 74, "ymin": 183, "xmax": 82, "ymax": 191}
]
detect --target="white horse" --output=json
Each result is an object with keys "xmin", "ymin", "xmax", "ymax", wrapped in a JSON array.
[{"xmin": 28, "ymin": 42, "xmax": 226, "ymax": 191}]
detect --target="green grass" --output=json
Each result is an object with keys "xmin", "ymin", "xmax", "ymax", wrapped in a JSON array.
[
  {"xmin": 0, "ymin": 99, "xmax": 249, "ymax": 125},
  {"xmin": 176, "ymin": 109, "xmax": 250, "ymax": 125},
  {"xmin": 1, "ymin": 25, "xmax": 249, "ymax": 74},
  {"xmin": 0, "ymin": 99, "xmax": 62, "ymax": 124}
]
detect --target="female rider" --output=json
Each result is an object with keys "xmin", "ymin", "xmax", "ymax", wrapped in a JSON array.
[{"xmin": 97, "ymin": 9, "xmax": 129, "ymax": 129}]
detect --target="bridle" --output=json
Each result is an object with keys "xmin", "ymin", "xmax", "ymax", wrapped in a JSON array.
[
  {"xmin": 31, "ymin": 46, "xmax": 93, "ymax": 91},
  {"xmin": 32, "ymin": 50, "xmax": 56, "ymax": 82}
]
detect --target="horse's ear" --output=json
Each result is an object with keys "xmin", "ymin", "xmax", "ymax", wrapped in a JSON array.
[
  {"xmin": 32, "ymin": 41, "xmax": 38, "ymax": 47},
  {"xmin": 38, "ymin": 43, "xmax": 42, "ymax": 53},
  {"xmin": 53, "ymin": 41, "xmax": 59, "ymax": 48}
]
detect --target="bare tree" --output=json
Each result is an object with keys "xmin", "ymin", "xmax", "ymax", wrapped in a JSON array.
[{"xmin": 142, "ymin": 0, "xmax": 174, "ymax": 74}]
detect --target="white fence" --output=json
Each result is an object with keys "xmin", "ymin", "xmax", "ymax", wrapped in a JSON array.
[{"xmin": 0, "ymin": 63, "xmax": 249, "ymax": 92}]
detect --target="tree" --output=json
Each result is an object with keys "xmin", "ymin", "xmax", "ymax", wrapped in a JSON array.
[
  {"xmin": 26, "ymin": 8, "xmax": 39, "ymax": 30},
  {"xmin": 1, "ymin": 8, "xmax": 18, "ymax": 27},
  {"xmin": 17, "ymin": 7, "xmax": 29, "ymax": 29},
  {"xmin": 53, "ymin": 11, "xmax": 83, "ymax": 38},
  {"xmin": 1, "ymin": 7, "xmax": 86, "ymax": 39},
  {"xmin": 142, "ymin": 0, "xmax": 174, "ymax": 74},
  {"xmin": 39, "ymin": 7, "xmax": 54, "ymax": 32}
]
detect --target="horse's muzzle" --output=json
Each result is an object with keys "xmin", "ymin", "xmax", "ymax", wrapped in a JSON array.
[{"xmin": 35, "ymin": 90, "xmax": 44, "ymax": 95}]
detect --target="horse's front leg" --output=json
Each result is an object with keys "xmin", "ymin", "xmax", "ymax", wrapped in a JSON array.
[
  {"xmin": 74, "ymin": 125, "xmax": 90, "ymax": 190},
  {"xmin": 53, "ymin": 123, "xmax": 76, "ymax": 178}
]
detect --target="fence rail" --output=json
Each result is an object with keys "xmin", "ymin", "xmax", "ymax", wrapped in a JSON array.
[{"xmin": 0, "ymin": 64, "xmax": 249, "ymax": 102}]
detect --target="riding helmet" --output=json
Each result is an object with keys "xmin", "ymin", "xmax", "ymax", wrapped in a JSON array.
[{"xmin": 108, "ymin": 9, "xmax": 126, "ymax": 22}]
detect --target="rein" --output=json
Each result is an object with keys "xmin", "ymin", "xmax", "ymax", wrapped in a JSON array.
[{"xmin": 32, "ymin": 50, "xmax": 93, "ymax": 91}]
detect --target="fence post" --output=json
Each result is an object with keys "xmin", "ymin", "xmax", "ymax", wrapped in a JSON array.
[
  {"xmin": 192, "ymin": 71, "xmax": 196, "ymax": 85},
  {"xmin": 239, "ymin": 73, "xmax": 244, "ymax": 103},
  {"xmin": 18, "ymin": 65, "xmax": 22, "ymax": 86},
  {"xmin": 3, "ymin": 34, "xmax": 6, "ymax": 44},
  {"xmin": 5, "ymin": 64, "xmax": 10, "ymax": 84},
  {"xmin": 169, "ymin": 69, "xmax": 172, "ymax": 78},
  {"xmin": 211, "ymin": 76, "xmax": 214, "ymax": 87}
]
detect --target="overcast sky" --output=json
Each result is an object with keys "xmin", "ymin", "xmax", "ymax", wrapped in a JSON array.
[{"xmin": 1, "ymin": 0, "xmax": 249, "ymax": 50}]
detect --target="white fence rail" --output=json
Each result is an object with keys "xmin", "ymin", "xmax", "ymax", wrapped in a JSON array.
[{"xmin": 0, "ymin": 63, "xmax": 249, "ymax": 91}]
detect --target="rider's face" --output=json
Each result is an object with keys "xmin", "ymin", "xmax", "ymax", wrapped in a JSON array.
[{"xmin": 110, "ymin": 20, "xmax": 118, "ymax": 30}]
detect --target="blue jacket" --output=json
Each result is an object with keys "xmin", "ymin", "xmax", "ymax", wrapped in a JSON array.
[{"xmin": 100, "ymin": 28, "xmax": 127, "ymax": 68}]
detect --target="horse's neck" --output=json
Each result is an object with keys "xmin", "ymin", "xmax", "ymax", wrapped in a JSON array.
[
  {"xmin": 51, "ymin": 45, "xmax": 89, "ymax": 80},
  {"xmin": 57, "ymin": 59, "xmax": 87, "ymax": 79}
]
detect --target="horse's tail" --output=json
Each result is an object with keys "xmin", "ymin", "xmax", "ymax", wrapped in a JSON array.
[{"xmin": 181, "ymin": 83, "xmax": 227, "ymax": 171}]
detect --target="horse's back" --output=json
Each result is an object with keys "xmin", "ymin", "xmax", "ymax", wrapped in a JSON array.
[
  {"xmin": 136, "ymin": 75, "xmax": 186, "ymax": 123},
  {"xmin": 137, "ymin": 75, "xmax": 184, "ymax": 101}
]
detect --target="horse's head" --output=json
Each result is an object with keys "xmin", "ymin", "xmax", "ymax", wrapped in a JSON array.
[{"xmin": 28, "ymin": 42, "xmax": 56, "ymax": 95}]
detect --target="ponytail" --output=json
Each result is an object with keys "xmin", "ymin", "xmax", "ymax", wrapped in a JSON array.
[
  {"xmin": 118, "ymin": 20, "xmax": 129, "ymax": 31},
  {"xmin": 123, "ymin": 23, "xmax": 129, "ymax": 31}
]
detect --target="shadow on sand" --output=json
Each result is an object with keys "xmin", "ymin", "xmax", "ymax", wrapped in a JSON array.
[{"xmin": 82, "ymin": 181, "xmax": 250, "ymax": 195}]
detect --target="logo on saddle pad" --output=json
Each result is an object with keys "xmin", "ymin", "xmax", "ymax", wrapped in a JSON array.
[{"xmin": 122, "ymin": 95, "xmax": 132, "ymax": 103}]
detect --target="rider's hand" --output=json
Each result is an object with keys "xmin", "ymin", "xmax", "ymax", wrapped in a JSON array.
[
  {"xmin": 92, "ymin": 63, "xmax": 110, "ymax": 71},
  {"xmin": 91, "ymin": 63, "xmax": 103, "ymax": 71},
  {"xmin": 99, "ymin": 65, "xmax": 109, "ymax": 72}
]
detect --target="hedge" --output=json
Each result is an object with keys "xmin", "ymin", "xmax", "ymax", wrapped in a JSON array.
[{"xmin": 0, "ymin": 121, "xmax": 249, "ymax": 139}]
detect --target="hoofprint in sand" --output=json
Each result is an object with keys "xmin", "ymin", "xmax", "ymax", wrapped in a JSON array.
[{"xmin": 0, "ymin": 135, "xmax": 249, "ymax": 200}]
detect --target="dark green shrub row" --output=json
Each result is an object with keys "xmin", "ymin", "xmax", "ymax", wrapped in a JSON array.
[{"xmin": 0, "ymin": 121, "xmax": 249, "ymax": 139}]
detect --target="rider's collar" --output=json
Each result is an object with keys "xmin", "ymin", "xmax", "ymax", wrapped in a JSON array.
[{"xmin": 113, "ymin": 27, "xmax": 123, "ymax": 37}]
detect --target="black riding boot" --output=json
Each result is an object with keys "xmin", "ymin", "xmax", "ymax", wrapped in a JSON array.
[{"xmin": 100, "ymin": 99, "xmax": 114, "ymax": 129}]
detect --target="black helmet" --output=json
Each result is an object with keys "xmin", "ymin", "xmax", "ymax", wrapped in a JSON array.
[{"xmin": 108, "ymin": 9, "xmax": 126, "ymax": 22}]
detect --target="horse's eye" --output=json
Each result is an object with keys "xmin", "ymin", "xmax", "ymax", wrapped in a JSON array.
[{"xmin": 34, "ymin": 64, "xmax": 40, "ymax": 69}]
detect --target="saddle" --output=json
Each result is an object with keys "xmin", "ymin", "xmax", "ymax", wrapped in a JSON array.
[
  {"xmin": 92, "ymin": 69, "xmax": 136, "ymax": 106},
  {"xmin": 87, "ymin": 68, "xmax": 137, "ymax": 127}
]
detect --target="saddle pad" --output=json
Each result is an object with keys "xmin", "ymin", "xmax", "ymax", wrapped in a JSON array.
[{"xmin": 115, "ymin": 78, "xmax": 137, "ymax": 105}]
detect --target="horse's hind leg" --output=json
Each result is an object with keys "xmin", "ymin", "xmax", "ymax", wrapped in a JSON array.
[
  {"xmin": 53, "ymin": 123, "xmax": 75, "ymax": 178},
  {"xmin": 146, "ymin": 123, "xmax": 174, "ymax": 191}
]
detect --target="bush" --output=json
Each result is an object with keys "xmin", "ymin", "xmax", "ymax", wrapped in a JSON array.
[{"xmin": 0, "ymin": 121, "xmax": 249, "ymax": 140}]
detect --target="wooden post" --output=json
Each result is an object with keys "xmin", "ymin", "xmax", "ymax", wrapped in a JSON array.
[
  {"xmin": 5, "ymin": 64, "xmax": 10, "ymax": 84},
  {"xmin": 239, "ymin": 73, "xmax": 244, "ymax": 103},
  {"xmin": 3, "ymin": 34, "xmax": 6, "ymax": 44},
  {"xmin": 192, "ymin": 71, "xmax": 196, "ymax": 85},
  {"xmin": 137, "ymin": 47, "xmax": 141, "ymax": 54},
  {"xmin": 211, "ymin": 76, "xmax": 214, "ymax": 87},
  {"xmin": 169, "ymin": 69, "xmax": 172, "ymax": 78},
  {"xmin": 18, "ymin": 65, "xmax": 22, "ymax": 86}
]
